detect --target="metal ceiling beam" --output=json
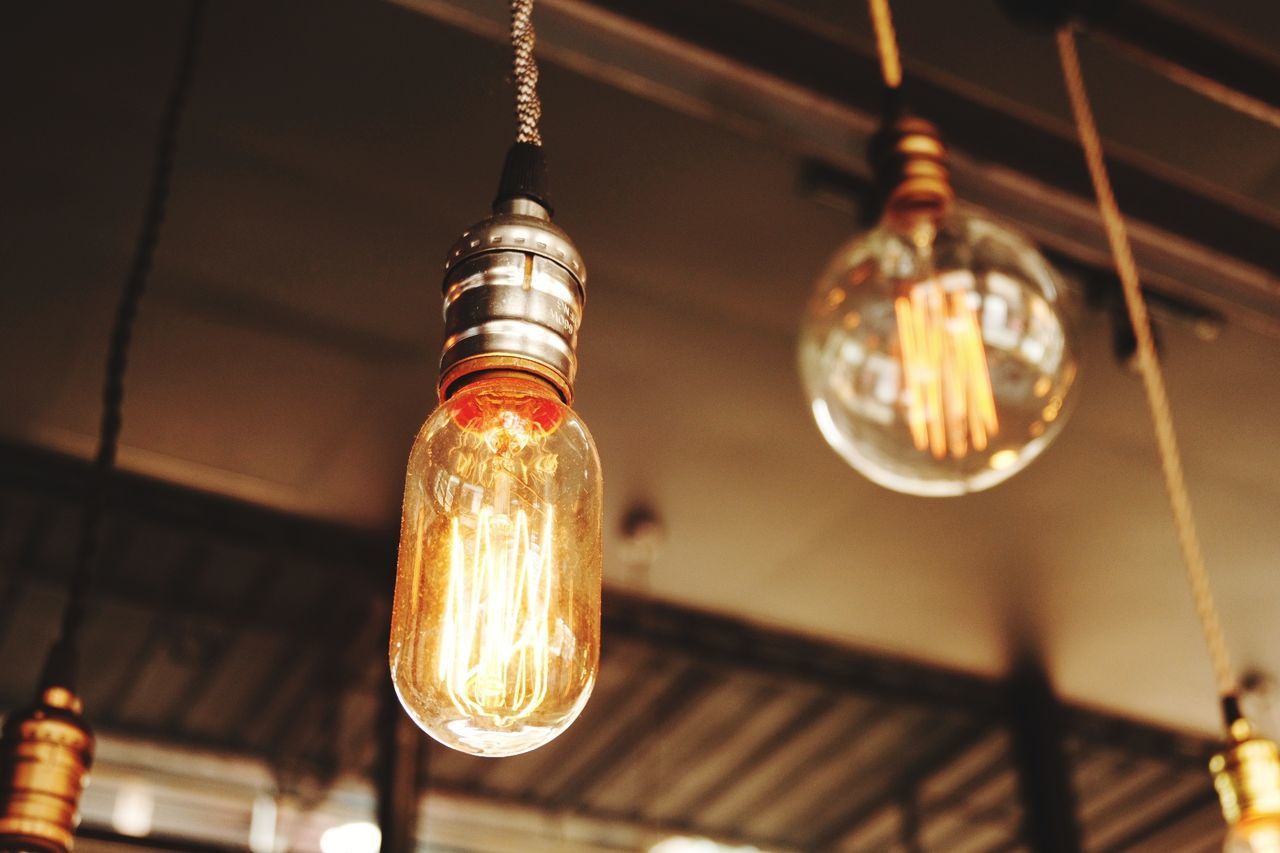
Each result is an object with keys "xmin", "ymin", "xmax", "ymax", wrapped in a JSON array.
[
  {"xmin": 389, "ymin": 0, "xmax": 1280, "ymax": 333},
  {"xmin": 998, "ymin": 0, "xmax": 1280, "ymax": 128},
  {"xmin": 377, "ymin": 676, "xmax": 424, "ymax": 853},
  {"xmin": 1007, "ymin": 661, "xmax": 1083, "ymax": 852}
]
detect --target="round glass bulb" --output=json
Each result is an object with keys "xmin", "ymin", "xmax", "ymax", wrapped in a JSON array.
[
  {"xmin": 1227, "ymin": 820, "xmax": 1280, "ymax": 853},
  {"xmin": 390, "ymin": 374, "xmax": 602, "ymax": 756},
  {"xmin": 799, "ymin": 209, "xmax": 1079, "ymax": 496}
]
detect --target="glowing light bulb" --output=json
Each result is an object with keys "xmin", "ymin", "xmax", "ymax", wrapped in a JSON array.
[
  {"xmin": 1227, "ymin": 822, "xmax": 1280, "ymax": 853},
  {"xmin": 391, "ymin": 374, "xmax": 602, "ymax": 756},
  {"xmin": 798, "ymin": 120, "xmax": 1078, "ymax": 495}
]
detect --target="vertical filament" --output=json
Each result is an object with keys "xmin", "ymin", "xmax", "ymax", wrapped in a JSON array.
[
  {"xmin": 440, "ymin": 500, "xmax": 556, "ymax": 727},
  {"xmin": 895, "ymin": 277, "xmax": 998, "ymax": 459}
]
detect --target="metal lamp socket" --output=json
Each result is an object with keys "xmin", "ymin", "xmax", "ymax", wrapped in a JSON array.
[
  {"xmin": 438, "ymin": 197, "xmax": 587, "ymax": 404},
  {"xmin": 1211, "ymin": 718, "xmax": 1280, "ymax": 830},
  {"xmin": 0, "ymin": 687, "xmax": 94, "ymax": 853}
]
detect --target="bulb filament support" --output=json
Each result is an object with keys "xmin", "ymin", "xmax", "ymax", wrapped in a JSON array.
[{"xmin": 895, "ymin": 275, "xmax": 999, "ymax": 459}]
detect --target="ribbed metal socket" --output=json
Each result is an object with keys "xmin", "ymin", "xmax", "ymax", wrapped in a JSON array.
[
  {"xmin": 438, "ymin": 198, "xmax": 587, "ymax": 404},
  {"xmin": 870, "ymin": 116, "xmax": 956, "ymax": 226},
  {"xmin": 1211, "ymin": 719, "xmax": 1280, "ymax": 830},
  {"xmin": 0, "ymin": 688, "xmax": 94, "ymax": 853}
]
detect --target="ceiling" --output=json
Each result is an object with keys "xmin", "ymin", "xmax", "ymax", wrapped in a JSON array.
[
  {"xmin": 0, "ymin": 442, "xmax": 1229, "ymax": 851},
  {"xmin": 1, "ymin": 0, "xmax": 1278, "ymax": 753}
]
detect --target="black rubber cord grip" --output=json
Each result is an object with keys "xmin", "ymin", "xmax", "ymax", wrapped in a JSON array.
[{"xmin": 494, "ymin": 142, "xmax": 552, "ymax": 214}]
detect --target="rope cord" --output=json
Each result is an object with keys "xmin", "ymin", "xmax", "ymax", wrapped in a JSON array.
[
  {"xmin": 49, "ymin": 0, "xmax": 208, "ymax": 683},
  {"xmin": 1056, "ymin": 28, "xmax": 1237, "ymax": 700},
  {"xmin": 511, "ymin": 0, "xmax": 542, "ymax": 146},
  {"xmin": 868, "ymin": 0, "xmax": 903, "ymax": 90}
]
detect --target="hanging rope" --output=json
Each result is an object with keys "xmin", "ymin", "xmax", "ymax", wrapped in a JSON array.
[
  {"xmin": 868, "ymin": 0, "xmax": 903, "ymax": 90},
  {"xmin": 45, "ymin": 0, "xmax": 209, "ymax": 688},
  {"xmin": 510, "ymin": 0, "xmax": 542, "ymax": 146},
  {"xmin": 1056, "ymin": 28, "xmax": 1237, "ymax": 700}
]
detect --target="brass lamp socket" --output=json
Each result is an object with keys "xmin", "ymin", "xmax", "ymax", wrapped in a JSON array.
[
  {"xmin": 1211, "ymin": 718, "xmax": 1280, "ymax": 832},
  {"xmin": 437, "ymin": 196, "xmax": 587, "ymax": 406},
  {"xmin": 0, "ymin": 687, "xmax": 94, "ymax": 853},
  {"xmin": 869, "ymin": 115, "xmax": 956, "ymax": 227}
]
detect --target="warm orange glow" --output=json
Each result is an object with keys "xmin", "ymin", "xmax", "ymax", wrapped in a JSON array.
[
  {"xmin": 440, "ymin": 504, "xmax": 556, "ymax": 725},
  {"xmin": 391, "ymin": 375, "xmax": 601, "ymax": 757},
  {"xmin": 894, "ymin": 277, "xmax": 997, "ymax": 460}
]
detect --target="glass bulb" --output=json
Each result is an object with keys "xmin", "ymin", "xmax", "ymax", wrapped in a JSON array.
[
  {"xmin": 799, "ymin": 209, "xmax": 1079, "ymax": 495},
  {"xmin": 1227, "ymin": 821, "xmax": 1280, "ymax": 853},
  {"xmin": 390, "ymin": 374, "xmax": 602, "ymax": 757}
]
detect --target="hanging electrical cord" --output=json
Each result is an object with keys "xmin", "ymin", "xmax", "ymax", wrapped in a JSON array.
[
  {"xmin": 1056, "ymin": 25, "xmax": 1280, "ymax": 849},
  {"xmin": 45, "ymin": 0, "xmax": 210, "ymax": 692},
  {"xmin": 868, "ymin": 0, "xmax": 902, "ymax": 91},
  {"xmin": 0, "ymin": 4, "xmax": 208, "ymax": 851},
  {"xmin": 1055, "ymin": 27, "xmax": 1236, "ymax": 702},
  {"xmin": 510, "ymin": 0, "xmax": 543, "ymax": 147}
]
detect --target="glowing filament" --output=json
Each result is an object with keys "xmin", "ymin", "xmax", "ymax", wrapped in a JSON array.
[
  {"xmin": 439, "ymin": 497, "xmax": 556, "ymax": 727},
  {"xmin": 895, "ymin": 279, "xmax": 998, "ymax": 459}
]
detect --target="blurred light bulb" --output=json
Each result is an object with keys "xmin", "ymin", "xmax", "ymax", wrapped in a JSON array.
[
  {"xmin": 391, "ymin": 374, "xmax": 602, "ymax": 757},
  {"xmin": 111, "ymin": 778, "xmax": 153, "ymax": 838},
  {"xmin": 799, "ymin": 119, "xmax": 1078, "ymax": 495},
  {"xmin": 319, "ymin": 821, "xmax": 380, "ymax": 853},
  {"xmin": 1227, "ymin": 822, "xmax": 1280, "ymax": 853}
]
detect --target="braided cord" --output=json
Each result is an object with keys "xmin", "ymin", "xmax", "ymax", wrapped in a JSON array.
[
  {"xmin": 868, "ymin": 0, "xmax": 902, "ymax": 90},
  {"xmin": 51, "ymin": 0, "xmax": 208, "ymax": 679},
  {"xmin": 511, "ymin": 0, "xmax": 542, "ymax": 146},
  {"xmin": 1056, "ymin": 28, "xmax": 1237, "ymax": 700}
]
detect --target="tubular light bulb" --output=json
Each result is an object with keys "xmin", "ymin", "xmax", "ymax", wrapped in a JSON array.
[
  {"xmin": 390, "ymin": 374, "xmax": 602, "ymax": 757},
  {"xmin": 1227, "ymin": 824, "xmax": 1280, "ymax": 853},
  {"xmin": 798, "ymin": 120, "xmax": 1078, "ymax": 495}
]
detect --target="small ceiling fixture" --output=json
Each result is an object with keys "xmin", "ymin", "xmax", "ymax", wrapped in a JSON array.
[
  {"xmin": 388, "ymin": 0, "xmax": 603, "ymax": 757},
  {"xmin": 0, "ymin": 3, "xmax": 207, "ymax": 850},
  {"xmin": 798, "ymin": 0, "xmax": 1079, "ymax": 496},
  {"xmin": 1054, "ymin": 24, "xmax": 1280, "ymax": 853}
]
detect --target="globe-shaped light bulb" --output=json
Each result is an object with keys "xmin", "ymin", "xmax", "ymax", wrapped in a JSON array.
[
  {"xmin": 799, "ymin": 209, "xmax": 1079, "ymax": 495},
  {"xmin": 390, "ymin": 374, "xmax": 602, "ymax": 756}
]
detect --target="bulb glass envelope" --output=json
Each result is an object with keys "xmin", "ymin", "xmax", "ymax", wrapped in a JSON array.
[
  {"xmin": 799, "ymin": 209, "xmax": 1079, "ymax": 495},
  {"xmin": 391, "ymin": 375, "xmax": 603, "ymax": 757}
]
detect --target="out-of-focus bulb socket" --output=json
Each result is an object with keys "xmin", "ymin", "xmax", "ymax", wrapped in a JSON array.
[
  {"xmin": 869, "ymin": 115, "xmax": 955, "ymax": 227},
  {"xmin": 1212, "ymin": 718, "xmax": 1280, "ymax": 835},
  {"xmin": 0, "ymin": 687, "xmax": 94, "ymax": 853},
  {"xmin": 438, "ymin": 145, "xmax": 587, "ymax": 404}
]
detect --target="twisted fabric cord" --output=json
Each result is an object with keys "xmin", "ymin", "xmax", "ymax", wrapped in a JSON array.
[
  {"xmin": 868, "ymin": 0, "xmax": 902, "ymax": 90},
  {"xmin": 54, "ymin": 0, "xmax": 208, "ymax": 673},
  {"xmin": 511, "ymin": 0, "xmax": 542, "ymax": 146},
  {"xmin": 1057, "ymin": 28, "xmax": 1237, "ymax": 700}
]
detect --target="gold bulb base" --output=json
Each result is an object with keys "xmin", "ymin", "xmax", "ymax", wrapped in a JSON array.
[
  {"xmin": 870, "ymin": 116, "xmax": 956, "ymax": 228},
  {"xmin": 0, "ymin": 687, "xmax": 94, "ymax": 853},
  {"xmin": 1211, "ymin": 718, "xmax": 1280, "ymax": 832}
]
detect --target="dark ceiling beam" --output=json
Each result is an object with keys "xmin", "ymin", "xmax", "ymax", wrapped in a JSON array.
[
  {"xmin": 1007, "ymin": 661, "xmax": 1083, "ymax": 853},
  {"xmin": 390, "ymin": 0, "xmax": 1280, "ymax": 331},
  {"xmin": 1062, "ymin": 0, "xmax": 1280, "ymax": 129},
  {"xmin": 0, "ymin": 440, "xmax": 1221, "ymax": 758}
]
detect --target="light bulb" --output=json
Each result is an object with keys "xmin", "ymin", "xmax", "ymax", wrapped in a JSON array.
[
  {"xmin": 798, "ymin": 118, "xmax": 1078, "ymax": 495},
  {"xmin": 1227, "ymin": 822, "xmax": 1280, "ymax": 853},
  {"xmin": 390, "ymin": 143, "xmax": 600, "ymax": 757},
  {"xmin": 391, "ymin": 374, "xmax": 602, "ymax": 756}
]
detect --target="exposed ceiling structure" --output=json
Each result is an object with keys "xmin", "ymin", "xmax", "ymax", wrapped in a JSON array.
[
  {"xmin": 0, "ymin": 443, "xmax": 1228, "ymax": 851},
  {"xmin": 1, "ymin": 0, "xmax": 1279, "ymax": 850}
]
